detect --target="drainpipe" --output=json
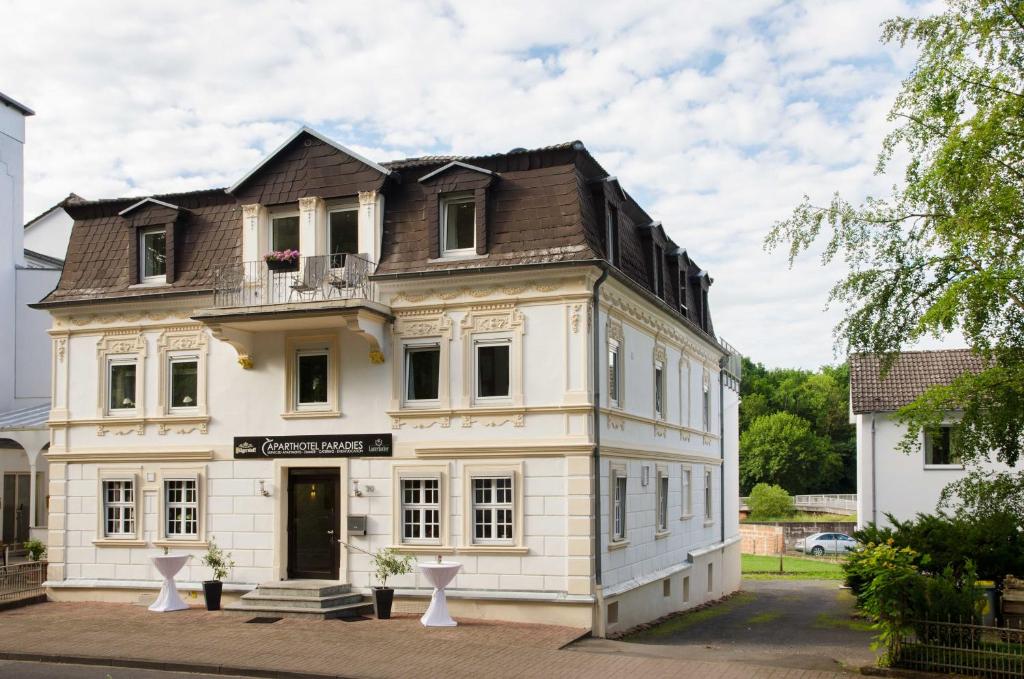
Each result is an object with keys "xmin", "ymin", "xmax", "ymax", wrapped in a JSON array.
[
  {"xmin": 591, "ymin": 265, "xmax": 609, "ymax": 589},
  {"xmin": 719, "ymin": 359, "xmax": 726, "ymax": 545},
  {"xmin": 870, "ymin": 414, "xmax": 877, "ymax": 526}
]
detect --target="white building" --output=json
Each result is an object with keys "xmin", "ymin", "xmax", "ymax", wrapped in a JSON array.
[
  {"xmin": 0, "ymin": 92, "xmax": 67, "ymax": 549},
  {"xmin": 850, "ymin": 349, "xmax": 1009, "ymax": 529},
  {"xmin": 37, "ymin": 127, "xmax": 741, "ymax": 635}
]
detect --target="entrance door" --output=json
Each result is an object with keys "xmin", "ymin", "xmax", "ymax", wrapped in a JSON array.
[
  {"xmin": 287, "ymin": 469, "xmax": 340, "ymax": 580},
  {"xmin": 2, "ymin": 473, "xmax": 31, "ymax": 544}
]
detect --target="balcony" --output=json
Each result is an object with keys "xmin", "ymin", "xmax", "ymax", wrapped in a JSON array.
[
  {"xmin": 211, "ymin": 253, "xmax": 377, "ymax": 309},
  {"xmin": 192, "ymin": 254, "xmax": 390, "ymax": 369}
]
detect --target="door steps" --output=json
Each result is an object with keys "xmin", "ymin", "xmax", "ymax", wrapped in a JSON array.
[{"xmin": 224, "ymin": 580, "xmax": 374, "ymax": 620}]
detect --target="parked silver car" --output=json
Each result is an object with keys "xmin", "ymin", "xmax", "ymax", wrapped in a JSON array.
[{"xmin": 795, "ymin": 532, "xmax": 858, "ymax": 556}]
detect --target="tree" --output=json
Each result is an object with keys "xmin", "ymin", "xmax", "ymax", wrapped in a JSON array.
[
  {"xmin": 766, "ymin": 0, "xmax": 1024, "ymax": 469},
  {"xmin": 746, "ymin": 483, "xmax": 795, "ymax": 518},
  {"xmin": 739, "ymin": 412, "xmax": 842, "ymax": 494}
]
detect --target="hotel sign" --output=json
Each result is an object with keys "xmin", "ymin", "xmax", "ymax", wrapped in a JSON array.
[{"xmin": 233, "ymin": 434, "xmax": 392, "ymax": 459}]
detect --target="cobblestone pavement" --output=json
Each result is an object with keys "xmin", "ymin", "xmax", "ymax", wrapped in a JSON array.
[{"xmin": 0, "ymin": 602, "xmax": 857, "ymax": 678}]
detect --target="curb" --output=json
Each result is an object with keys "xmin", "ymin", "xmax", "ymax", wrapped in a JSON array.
[
  {"xmin": 0, "ymin": 651, "xmax": 360, "ymax": 679},
  {"xmin": 859, "ymin": 666, "xmax": 940, "ymax": 678}
]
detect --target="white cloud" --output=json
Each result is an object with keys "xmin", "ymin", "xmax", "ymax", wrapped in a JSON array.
[{"xmin": 1, "ymin": 0, "xmax": 937, "ymax": 368}]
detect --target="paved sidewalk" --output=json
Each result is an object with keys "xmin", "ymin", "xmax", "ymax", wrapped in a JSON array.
[{"xmin": 0, "ymin": 602, "xmax": 855, "ymax": 679}]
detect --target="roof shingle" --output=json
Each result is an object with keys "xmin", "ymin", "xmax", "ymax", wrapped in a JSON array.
[{"xmin": 849, "ymin": 349, "xmax": 986, "ymax": 414}]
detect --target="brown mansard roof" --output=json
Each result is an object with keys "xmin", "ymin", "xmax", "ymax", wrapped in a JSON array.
[
  {"xmin": 40, "ymin": 129, "xmax": 715, "ymax": 335},
  {"xmin": 849, "ymin": 349, "xmax": 986, "ymax": 414}
]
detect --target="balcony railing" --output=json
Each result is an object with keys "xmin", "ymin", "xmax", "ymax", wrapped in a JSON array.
[{"xmin": 211, "ymin": 254, "xmax": 376, "ymax": 309}]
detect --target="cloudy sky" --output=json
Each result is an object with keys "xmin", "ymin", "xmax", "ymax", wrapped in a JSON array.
[{"xmin": 3, "ymin": 0, "xmax": 948, "ymax": 369}]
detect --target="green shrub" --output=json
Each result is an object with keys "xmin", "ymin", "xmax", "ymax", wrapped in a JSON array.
[
  {"xmin": 23, "ymin": 538, "xmax": 46, "ymax": 562},
  {"xmin": 852, "ymin": 511, "xmax": 1024, "ymax": 586},
  {"xmin": 747, "ymin": 483, "xmax": 795, "ymax": 519}
]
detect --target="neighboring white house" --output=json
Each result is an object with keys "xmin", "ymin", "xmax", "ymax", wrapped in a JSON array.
[
  {"xmin": 850, "ymin": 349, "xmax": 1009, "ymax": 529},
  {"xmin": 36, "ymin": 127, "xmax": 741, "ymax": 635},
  {"xmin": 24, "ymin": 194, "xmax": 77, "ymax": 262},
  {"xmin": 0, "ymin": 92, "xmax": 68, "ymax": 549}
]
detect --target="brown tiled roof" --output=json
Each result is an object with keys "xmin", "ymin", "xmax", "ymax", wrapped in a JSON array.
[
  {"xmin": 849, "ymin": 349, "xmax": 986, "ymax": 413},
  {"xmin": 39, "ymin": 131, "xmax": 716, "ymax": 339}
]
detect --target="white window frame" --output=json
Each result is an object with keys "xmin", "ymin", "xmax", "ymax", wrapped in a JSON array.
[
  {"xmin": 605, "ymin": 203, "xmax": 619, "ymax": 266},
  {"xmin": 469, "ymin": 475, "xmax": 515, "ymax": 545},
  {"xmin": 270, "ymin": 211, "xmax": 301, "ymax": 253},
  {"xmin": 295, "ymin": 348, "xmax": 330, "ymax": 409},
  {"xmin": 327, "ymin": 206, "xmax": 359, "ymax": 266},
  {"xmin": 440, "ymin": 192, "xmax": 476, "ymax": 256},
  {"xmin": 103, "ymin": 479, "xmax": 136, "ymax": 538},
  {"xmin": 461, "ymin": 463, "xmax": 525, "ymax": 553},
  {"xmin": 94, "ymin": 469, "xmax": 144, "ymax": 546},
  {"xmin": 473, "ymin": 338, "xmax": 512, "ymax": 402},
  {"xmin": 654, "ymin": 358, "xmax": 666, "ymax": 420},
  {"xmin": 400, "ymin": 477, "xmax": 442, "ymax": 545},
  {"xmin": 403, "ymin": 342, "xmax": 442, "ymax": 408},
  {"xmin": 107, "ymin": 358, "xmax": 138, "ymax": 414},
  {"xmin": 391, "ymin": 465, "xmax": 450, "ymax": 552},
  {"xmin": 608, "ymin": 339, "xmax": 622, "ymax": 409},
  {"xmin": 163, "ymin": 477, "xmax": 199, "ymax": 540},
  {"xmin": 679, "ymin": 357, "xmax": 691, "ymax": 427},
  {"xmin": 924, "ymin": 424, "xmax": 964, "ymax": 469},
  {"xmin": 139, "ymin": 227, "xmax": 167, "ymax": 283},
  {"xmin": 704, "ymin": 469, "xmax": 714, "ymax": 524},
  {"xmin": 655, "ymin": 465, "xmax": 669, "ymax": 536},
  {"xmin": 284, "ymin": 334, "xmax": 339, "ymax": 417},
  {"xmin": 680, "ymin": 464, "xmax": 693, "ymax": 519},
  {"xmin": 610, "ymin": 463, "xmax": 628, "ymax": 546},
  {"xmin": 702, "ymin": 368, "xmax": 712, "ymax": 432},
  {"xmin": 167, "ymin": 355, "xmax": 199, "ymax": 412}
]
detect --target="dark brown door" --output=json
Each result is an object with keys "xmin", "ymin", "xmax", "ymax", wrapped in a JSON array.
[
  {"xmin": 287, "ymin": 469, "xmax": 340, "ymax": 580},
  {"xmin": 2, "ymin": 473, "xmax": 31, "ymax": 544}
]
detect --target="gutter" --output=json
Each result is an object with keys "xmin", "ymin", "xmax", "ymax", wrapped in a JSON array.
[
  {"xmin": 719, "ymin": 356, "xmax": 726, "ymax": 544},
  {"xmin": 591, "ymin": 264, "xmax": 609, "ymax": 588},
  {"xmin": 870, "ymin": 414, "xmax": 877, "ymax": 526},
  {"xmin": 29, "ymin": 287, "xmax": 212, "ymax": 311}
]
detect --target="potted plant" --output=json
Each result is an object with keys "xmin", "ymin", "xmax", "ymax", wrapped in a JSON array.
[
  {"xmin": 371, "ymin": 547, "xmax": 413, "ymax": 620},
  {"xmin": 263, "ymin": 249, "xmax": 301, "ymax": 272},
  {"xmin": 23, "ymin": 538, "xmax": 46, "ymax": 562},
  {"xmin": 200, "ymin": 538, "xmax": 235, "ymax": 611}
]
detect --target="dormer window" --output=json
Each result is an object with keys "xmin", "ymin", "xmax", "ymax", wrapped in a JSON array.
[
  {"xmin": 271, "ymin": 214, "xmax": 300, "ymax": 252},
  {"xmin": 139, "ymin": 228, "xmax": 167, "ymax": 282},
  {"xmin": 606, "ymin": 205, "xmax": 619, "ymax": 266},
  {"xmin": 441, "ymin": 193, "xmax": 476, "ymax": 255},
  {"xmin": 652, "ymin": 244, "xmax": 665, "ymax": 297},
  {"xmin": 679, "ymin": 270, "xmax": 688, "ymax": 313}
]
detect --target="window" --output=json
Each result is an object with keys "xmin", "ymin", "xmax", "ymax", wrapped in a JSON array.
[
  {"xmin": 656, "ymin": 470, "xmax": 669, "ymax": 532},
  {"xmin": 608, "ymin": 340, "xmax": 621, "ymax": 408},
  {"xmin": 612, "ymin": 471, "xmax": 627, "ymax": 541},
  {"xmin": 707, "ymin": 562, "xmax": 714, "ymax": 592},
  {"xmin": 605, "ymin": 204, "xmax": 619, "ymax": 266},
  {"xmin": 441, "ymin": 193, "xmax": 475, "ymax": 254},
  {"xmin": 103, "ymin": 480, "xmax": 135, "ymax": 537},
  {"xmin": 140, "ymin": 228, "xmax": 166, "ymax": 282},
  {"xmin": 401, "ymin": 478, "xmax": 440, "ymax": 544},
  {"xmin": 471, "ymin": 476, "xmax": 514, "ymax": 544},
  {"xmin": 168, "ymin": 357, "xmax": 198, "ymax": 410},
  {"xmin": 680, "ymin": 358, "xmax": 691, "ymax": 426},
  {"xmin": 702, "ymin": 374, "xmax": 711, "ymax": 432},
  {"xmin": 329, "ymin": 208, "xmax": 358, "ymax": 267},
  {"xmin": 653, "ymin": 244, "xmax": 664, "ymax": 297},
  {"xmin": 663, "ymin": 578, "xmax": 671, "ymax": 597},
  {"xmin": 296, "ymin": 350, "xmax": 329, "ymax": 407},
  {"xmin": 654, "ymin": 359, "xmax": 665, "ymax": 419},
  {"xmin": 271, "ymin": 214, "xmax": 300, "ymax": 252},
  {"xmin": 108, "ymin": 360, "xmax": 137, "ymax": 411},
  {"xmin": 475, "ymin": 340, "xmax": 510, "ymax": 399},
  {"xmin": 681, "ymin": 466, "xmax": 692, "ymax": 517},
  {"xmin": 165, "ymin": 479, "xmax": 198, "ymax": 538},
  {"xmin": 925, "ymin": 425, "xmax": 960, "ymax": 466},
  {"xmin": 700, "ymin": 288, "xmax": 710, "ymax": 330},
  {"xmin": 704, "ymin": 469, "xmax": 713, "ymax": 522},
  {"xmin": 683, "ymin": 575, "xmax": 690, "ymax": 603},
  {"xmin": 405, "ymin": 344, "xmax": 440, "ymax": 404},
  {"xmin": 679, "ymin": 271, "xmax": 688, "ymax": 313}
]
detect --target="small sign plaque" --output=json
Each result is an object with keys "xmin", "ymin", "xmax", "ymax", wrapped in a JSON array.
[{"xmin": 233, "ymin": 434, "xmax": 392, "ymax": 459}]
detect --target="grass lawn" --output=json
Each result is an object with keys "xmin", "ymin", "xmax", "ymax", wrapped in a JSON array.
[{"xmin": 742, "ymin": 553, "xmax": 846, "ymax": 580}]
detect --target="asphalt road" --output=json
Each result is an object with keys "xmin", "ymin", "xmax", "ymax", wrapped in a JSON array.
[
  {"xmin": 0, "ymin": 660, "xmax": 258, "ymax": 679},
  {"xmin": 571, "ymin": 579, "xmax": 878, "ymax": 674}
]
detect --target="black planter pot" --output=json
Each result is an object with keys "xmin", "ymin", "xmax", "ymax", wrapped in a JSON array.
[
  {"xmin": 203, "ymin": 580, "xmax": 223, "ymax": 611},
  {"xmin": 373, "ymin": 587, "xmax": 394, "ymax": 619},
  {"xmin": 265, "ymin": 259, "xmax": 299, "ymax": 273}
]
